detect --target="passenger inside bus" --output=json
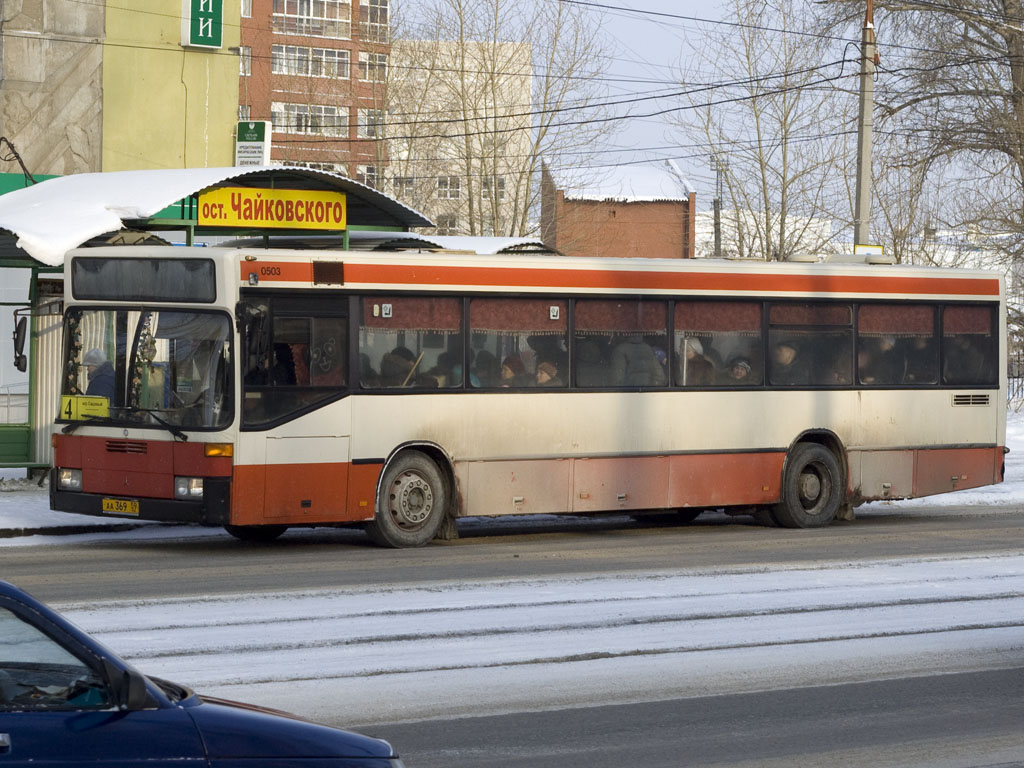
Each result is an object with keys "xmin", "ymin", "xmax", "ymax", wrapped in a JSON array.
[
  {"xmin": 611, "ymin": 335, "xmax": 666, "ymax": 386},
  {"xmin": 536, "ymin": 361, "xmax": 563, "ymax": 387},
  {"xmin": 678, "ymin": 338, "xmax": 713, "ymax": 386},
  {"xmin": 83, "ymin": 348, "xmax": 115, "ymax": 400},
  {"xmin": 473, "ymin": 350, "xmax": 500, "ymax": 387},
  {"xmin": 574, "ymin": 338, "xmax": 607, "ymax": 387},
  {"xmin": 858, "ymin": 335, "xmax": 905, "ymax": 385},
  {"xmin": 500, "ymin": 355, "xmax": 530, "ymax": 387},
  {"xmin": 720, "ymin": 356, "xmax": 752, "ymax": 385},
  {"xmin": 380, "ymin": 346, "xmax": 416, "ymax": 386},
  {"xmin": 770, "ymin": 341, "xmax": 810, "ymax": 386}
]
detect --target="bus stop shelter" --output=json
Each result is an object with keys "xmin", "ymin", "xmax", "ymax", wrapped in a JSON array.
[{"xmin": 0, "ymin": 165, "xmax": 432, "ymax": 469}]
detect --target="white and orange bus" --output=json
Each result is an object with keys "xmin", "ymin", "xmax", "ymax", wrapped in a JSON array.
[{"xmin": 49, "ymin": 244, "xmax": 1006, "ymax": 546}]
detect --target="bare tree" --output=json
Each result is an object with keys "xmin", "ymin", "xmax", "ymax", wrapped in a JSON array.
[
  {"xmin": 675, "ymin": 0, "xmax": 852, "ymax": 260},
  {"xmin": 387, "ymin": 0, "xmax": 614, "ymax": 236},
  {"xmin": 819, "ymin": 0, "xmax": 1024, "ymax": 271}
]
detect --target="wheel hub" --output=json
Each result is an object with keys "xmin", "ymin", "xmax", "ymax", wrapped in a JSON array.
[
  {"xmin": 798, "ymin": 470, "xmax": 822, "ymax": 508},
  {"xmin": 390, "ymin": 471, "xmax": 433, "ymax": 527}
]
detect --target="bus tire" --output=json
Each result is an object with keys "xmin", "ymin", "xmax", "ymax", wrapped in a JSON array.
[
  {"xmin": 366, "ymin": 451, "xmax": 449, "ymax": 548},
  {"xmin": 774, "ymin": 443, "xmax": 842, "ymax": 528},
  {"xmin": 224, "ymin": 524, "xmax": 288, "ymax": 542}
]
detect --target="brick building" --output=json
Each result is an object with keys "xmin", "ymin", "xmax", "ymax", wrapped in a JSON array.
[
  {"xmin": 541, "ymin": 161, "xmax": 697, "ymax": 259},
  {"xmin": 239, "ymin": 0, "xmax": 389, "ymax": 184}
]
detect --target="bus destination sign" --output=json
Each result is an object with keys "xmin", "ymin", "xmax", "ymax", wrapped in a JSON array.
[{"xmin": 198, "ymin": 187, "xmax": 347, "ymax": 230}]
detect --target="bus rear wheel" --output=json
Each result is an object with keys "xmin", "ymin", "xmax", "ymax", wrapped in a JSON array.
[
  {"xmin": 367, "ymin": 451, "xmax": 449, "ymax": 548},
  {"xmin": 774, "ymin": 443, "xmax": 842, "ymax": 528},
  {"xmin": 224, "ymin": 524, "xmax": 288, "ymax": 542}
]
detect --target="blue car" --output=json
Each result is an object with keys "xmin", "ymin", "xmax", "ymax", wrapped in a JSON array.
[{"xmin": 0, "ymin": 580, "xmax": 405, "ymax": 767}]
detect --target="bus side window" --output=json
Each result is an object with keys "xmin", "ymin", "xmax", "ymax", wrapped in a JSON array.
[
  {"xmin": 360, "ymin": 297, "xmax": 463, "ymax": 389},
  {"xmin": 674, "ymin": 301, "xmax": 763, "ymax": 387},
  {"xmin": 857, "ymin": 304, "xmax": 935, "ymax": 386},
  {"xmin": 574, "ymin": 300, "xmax": 667, "ymax": 388},
  {"xmin": 942, "ymin": 305, "xmax": 997, "ymax": 385},
  {"xmin": 469, "ymin": 298, "xmax": 568, "ymax": 389},
  {"xmin": 768, "ymin": 303, "xmax": 852, "ymax": 387}
]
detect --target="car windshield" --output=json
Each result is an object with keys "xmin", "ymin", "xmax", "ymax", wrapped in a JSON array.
[
  {"xmin": 60, "ymin": 308, "xmax": 233, "ymax": 430},
  {"xmin": 0, "ymin": 606, "xmax": 111, "ymax": 711}
]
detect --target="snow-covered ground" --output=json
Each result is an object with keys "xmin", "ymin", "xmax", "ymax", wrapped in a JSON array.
[{"xmin": 2, "ymin": 413, "xmax": 1023, "ymax": 727}]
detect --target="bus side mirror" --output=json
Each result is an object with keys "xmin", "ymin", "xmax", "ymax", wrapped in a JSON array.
[{"xmin": 13, "ymin": 317, "xmax": 27, "ymax": 373}]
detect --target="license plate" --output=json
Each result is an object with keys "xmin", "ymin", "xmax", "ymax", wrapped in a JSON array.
[{"xmin": 101, "ymin": 498, "xmax": 139, "ymax": 516}]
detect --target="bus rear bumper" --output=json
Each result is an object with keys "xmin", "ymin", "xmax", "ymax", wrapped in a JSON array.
[{"xmin": 48, "ymin": 470, "xmax": 231, "ymax": 526}]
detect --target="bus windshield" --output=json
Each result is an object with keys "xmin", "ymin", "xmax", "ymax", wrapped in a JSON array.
[{"xmin": 61, "ymin": 308, "xmax": 232, "ymax": 430}]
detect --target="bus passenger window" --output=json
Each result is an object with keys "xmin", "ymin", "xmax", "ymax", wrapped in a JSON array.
[
  {"xmin": 469, "ymin": 298, "xmax": 567, "ymax": 389},
  {"xmin": 360, "ymin": 297, "xmax": 463, "ymax": 389},
  {"xmin": 575, "ymin": 300, "xmax": 667, "ymax": 388},
  {"xmin": 942, "ymin": 305, "xmax": 996, "ymax": 385},
  {"xmin": 857, "ymin": 304, "xmax": 935, "ymax": 385},
  {"xmin": 674, "ymin": 301, "xmax": 763, "ymax": 387},
  {"xmin": 768, "ymin": 303, "xmax": 852, "ymax": 387}
]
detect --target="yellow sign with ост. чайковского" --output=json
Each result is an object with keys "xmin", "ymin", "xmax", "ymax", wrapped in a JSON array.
[{"xmin": 198, "ymin": 187, "xmax": 347, "ymax": 230}]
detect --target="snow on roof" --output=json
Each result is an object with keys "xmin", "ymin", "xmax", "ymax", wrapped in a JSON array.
[
  {"xmin": 349, "ymin": 231, "xmax": 552, "ymax": 255},
  {"xmin": 548, "ymin": 160, "xmax": 696, "ymax": 203},
  {"xmin": 0, "ymin": 166, "xmax": 431, "ymax": 266}
]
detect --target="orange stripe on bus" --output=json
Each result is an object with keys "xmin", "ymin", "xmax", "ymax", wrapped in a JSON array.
[
  {"xmin": 240, "ymin": 262, "xmax": 314, "ymax": 283},
  {"xmin": 239, "ymin": 260, "xmax": 999, "ymax": 297},
  {"xmin": 341, "ymin": 264, "xmax": 1001, "ymax": 297}
]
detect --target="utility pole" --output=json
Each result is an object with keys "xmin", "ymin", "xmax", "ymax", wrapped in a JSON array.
[
  {"xmin": 853, "ymin": 0, "xmax": 877, "ymax": 247},
  {"xmin": 711, "ymin": 154, "xmax": 727, "ymax": 258}
]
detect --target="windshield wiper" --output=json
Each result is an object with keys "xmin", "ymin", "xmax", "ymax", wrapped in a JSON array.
[
  {"xmin": 61, "ymin": 415, "xmax": 110, "ymax": 435},
  {"xmin": 137, "ymin": 409, "xmax": 189, "ymax": 442}
]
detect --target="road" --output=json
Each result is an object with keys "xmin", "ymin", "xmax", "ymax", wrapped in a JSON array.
[
  {"xmin": 4, "ymin": 506, "xmax": 1024, "ymax": 767},
  {"xmin": 5, "ymin": 505, "xmax": 1024, "ymax": 601}
]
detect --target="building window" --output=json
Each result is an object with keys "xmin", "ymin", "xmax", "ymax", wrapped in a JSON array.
[
  {"xmin": 238, "ymin": 104, "xmax": 251, "ymax": 120},
  {"xmin": 294, "ymin": 161, "xmax": 346, "ymax": 173},
  {"xmin": 272, "ymin": 0, "xmax": 351, "ymax": 39},
  {"xmin": 272, "ymin": 102, "xmax": 348, "ymax": 137},
  {"xmin": 437, "ymin": 176, "xmax": 460, "ymax": 200},
  {"xmin": 435, "ymin": 215, "xmax": 458, "ymax": 235},
  {"xmin": 482, "ymin": 176, "xmax": 506, "ymax": 200},
  {"xmin": 391, "ymin": 176, "xmax": 415, "ymax": 197},
  {"xmin": 274, "ymin": 45, "xmax": 350, "ymax": 78},
  {"xmin": 272, "ymin": 44, "xmax": 310, "ymax": 75},
  {"xmin": 356, "ymin": 165, "xmax": 379, "ymax": 188},
  {"xmin": 239, "ymin": 46, "xmax": 252, "ymax": 76},
  {"xmin": 360, "ymin": 0, "xmax": 389, "ymax": 43},
  {"xmin": 313, "ymin": 47, "xmax": 350, "ymax": 78},
  {"xmin": 242, "ymin": 0, "xmax": 252, "ymax": 17},
  {"xmin": 358, "ymin": 51, "xmax": 387, "ymax": 81},
  {"xmin": 357, "ymin": 108, "xmax": 384, "ymax": 139}
]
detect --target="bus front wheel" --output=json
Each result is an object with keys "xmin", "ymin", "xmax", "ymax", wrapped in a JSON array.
[
  {"xmin": 367, "ymin": 451, "xmax": 449, "ymax": 548},
  {"xmin": 774, "ymin": 443, "xmax": 842, "ymax": 528}
]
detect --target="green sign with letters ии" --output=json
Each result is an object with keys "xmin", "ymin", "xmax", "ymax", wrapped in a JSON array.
[{"xmin": 182, "ymin": 0, "xmax": 223, "ymax": 49}]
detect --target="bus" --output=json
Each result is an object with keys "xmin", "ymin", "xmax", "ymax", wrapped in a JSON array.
[{"xmin": 49, "ymin": 244, "xmax": 1006, "ymax": 546}]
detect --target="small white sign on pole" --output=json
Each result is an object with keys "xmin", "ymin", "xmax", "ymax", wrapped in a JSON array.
[{"xmin": 235, "ymin": 121, "xmax": 272, "ymax": 166}]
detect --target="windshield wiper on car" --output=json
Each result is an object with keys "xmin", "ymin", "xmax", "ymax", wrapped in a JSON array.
[{"xmin": 137, "ymin": 409, "xmax": 189, "ymax": 442}]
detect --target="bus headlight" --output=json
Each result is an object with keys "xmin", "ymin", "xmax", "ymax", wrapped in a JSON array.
[
  {"xmin": 57, "ymin": 468, "xmax": 82, "ymax": 491},
  {"xmin": 174, "ymin": 477, "xmax": 204, "ymax": 500}
]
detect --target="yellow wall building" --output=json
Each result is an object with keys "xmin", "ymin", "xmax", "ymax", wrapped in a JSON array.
[{"xmin": 101, "ymin": 0, "xmax": 240, "ymax": 170}]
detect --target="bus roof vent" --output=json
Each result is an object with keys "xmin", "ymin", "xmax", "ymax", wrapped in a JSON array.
[
  {"xmin": 313, "ymin": 260, "xmax": 344, "ymax": 285},
  {"xmin": 784, "ymin": 253, "xmax": 819, "ymax": 263},
  {"xmin": 825, "ymin": 252, "xmax": 897, "ymax": 265}
]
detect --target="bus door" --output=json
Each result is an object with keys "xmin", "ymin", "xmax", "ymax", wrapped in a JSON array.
[{"xmin": 237, "ymin": 298, "xmax": 353, "ymax": 524}]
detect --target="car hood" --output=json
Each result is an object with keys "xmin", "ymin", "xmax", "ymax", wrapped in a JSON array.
[{"xmin": 186, "ymin": 694, "xmax": 395, "ymax": 759}]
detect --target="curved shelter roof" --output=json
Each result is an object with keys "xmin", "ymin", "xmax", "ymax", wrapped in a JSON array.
[{"xmin": 0, "ymin": 166, "xmax": 432, "ymax": 266}]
